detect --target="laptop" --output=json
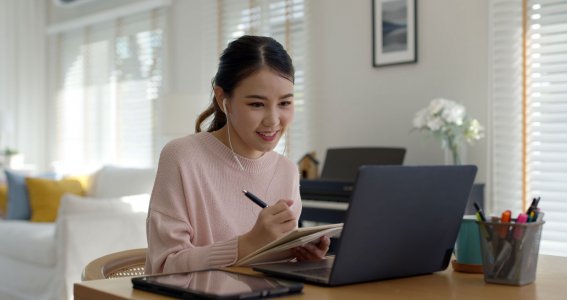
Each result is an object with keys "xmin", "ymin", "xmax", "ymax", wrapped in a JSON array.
[{"xmin": 253, "ymin": 165, "xmax": 477, "ymax": 286}]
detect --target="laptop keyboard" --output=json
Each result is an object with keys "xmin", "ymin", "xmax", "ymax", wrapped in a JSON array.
[{"xmin": 292, "ymin": 267, "xmax": 333, "ymax": 278}]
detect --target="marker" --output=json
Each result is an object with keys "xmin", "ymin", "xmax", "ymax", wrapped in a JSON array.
[
  {"xmin": 536, "ymin": 210, "xmax": 545, "ymax": 222},
  {"xmin": 242, "ymin": 190, "xmax": 269, "ymax": 208},
  {"xmin": 501, "ymin": 210, "xmax": 512, "ymax": 223},
  {"xmin": 528, "ymin": 210, "xmax": 536, "ymax": 222},
  {"xmin": 499, "ymin": 210, "xmax": 512, "ymax": 238},
  {"xmin": 494, "ymin": 240, "xmax": 512, "ymax": 276},
  {"xmin": 526, "ymin": 196, "xmax": 541, "ymax": 217},
  {"xmin": 513, "ymin": 213, "xmax": 528, "ymax": 240},
  {"xmin": 474, "ymin": 202, "xmax": 492, "ymax": 242},
  {"xmin": 474, "ymin": 202, "xmax": 487, "ymax": 221}
]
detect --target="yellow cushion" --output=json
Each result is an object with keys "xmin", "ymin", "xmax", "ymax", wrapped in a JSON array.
[
  {"xmin": 0, "ymin": 183, "xmax": 7, "ymax": 217},
  {"xmin": 26, "ymin": 177, "xmax": 85, "ymax": 222},
  {"xmin": 63, "ymin": 174, "xmax": 92, "ymax": 192}
]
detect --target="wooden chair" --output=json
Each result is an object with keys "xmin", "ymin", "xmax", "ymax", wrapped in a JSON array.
[{"xmin": 82, "ymin": 248, "xmax": 147, "ymax": 280}]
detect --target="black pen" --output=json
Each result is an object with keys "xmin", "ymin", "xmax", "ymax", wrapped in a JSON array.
[{"xmin": 242, "ymin": 190, "xmax": 269, "ymax": 208}]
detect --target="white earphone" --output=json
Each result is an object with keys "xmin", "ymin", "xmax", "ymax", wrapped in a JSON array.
[{"xmin": 223, "ymin": 98, "xmax": 245, "ymax": 171}]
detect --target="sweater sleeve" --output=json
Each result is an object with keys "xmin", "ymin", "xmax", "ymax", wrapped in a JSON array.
[
  {"xmin": 146, "ymin": 210, "xmax": 238, "ymax": 274},
  {"xmin": 145, "ymin": 141, "xmax": 238, "ymax": 274},
  {"xmin": 291, "ymin": 164, "xmax": 303, "ymax": 219}
]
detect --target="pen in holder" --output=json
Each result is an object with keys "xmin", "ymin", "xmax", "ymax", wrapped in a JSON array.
[{"xmin": 477, "ymin": 219, "xmax": 545, "ymax": 286}]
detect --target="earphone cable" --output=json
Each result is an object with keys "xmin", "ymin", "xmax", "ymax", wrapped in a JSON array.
[{"xmin": 227, "ymin": 118, "xmax": 245, "ymax": 171}]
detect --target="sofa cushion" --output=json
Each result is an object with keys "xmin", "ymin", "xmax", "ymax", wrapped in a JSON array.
[
  {"xmin": 89, "ymin": 166, "xmax": 156, "ymax": 198},
  {"xmin": 4, "ymin": 170, "xmax": 58, "ymax": 220},
  {"xmin": 58, "ymin": 193, "xmax": 149, "ymax": 215},
  {"xmin": 4, "ymin": 170, "xmax": 30, "ymax": 220},
  {"xmin": 0, "ymin": 183, "xmax": 7, "ymax": 217},
  {"xmin": 0, "ymin": 220, "xmax": 55, "ymax": 267},
  {"xmin": 26, "ymin": 177, "xmax": 85, "ymax": 222},
  {"xmin": 63, "ymin": 174, "xmax": 92, "ymax": 193}
]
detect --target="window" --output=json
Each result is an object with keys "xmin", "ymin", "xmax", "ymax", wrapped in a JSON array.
[
  {"xmin": 50, "ymin": 8, "xmax": 165, "ymax": 171},
  {"xmin": 490, "ymin": 0, "xmax": 567, "ymax": 256},
  {"xmin": 217, "ymin": 0, "xmax": 309, "ymax": 162}
]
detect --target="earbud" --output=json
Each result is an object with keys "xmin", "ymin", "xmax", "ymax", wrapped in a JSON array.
[
  {"xmin": 222, "ymin": 98, "xmax": 228, "ymax": 115},
  {"xmin": 222, "ymin": 97, "xmax": 244, "ymax": 171}
]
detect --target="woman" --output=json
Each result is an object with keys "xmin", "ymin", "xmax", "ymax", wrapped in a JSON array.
[{"xmin": 145, "ymin": 35, "xmax": 330, "ymax": 274}]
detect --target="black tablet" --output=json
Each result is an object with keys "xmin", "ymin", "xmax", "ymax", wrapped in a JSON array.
[{"xmin": 131, "ymin": 269, "xmax": 303, "ymax": 299}]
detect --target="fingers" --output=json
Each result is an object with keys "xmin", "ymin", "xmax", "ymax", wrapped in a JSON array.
[
  {"xmin": 318, "ymin": 236, "xmax": 331, "ymax": 250},
  {"xmin": 252, "ymin": 199, "xmax": 297, "ymax": 243},
  {"xmin": 269, "ymin": 199, "xmax": 294, "ymax": 213},
  {"xmin": 294, "ymin": 236, "xmax": 331, "ymax": 261},
  {"xmin": 261, "ymin": 199, "xmax": 296, "ymax": 227},
  {"xmin": 293, "ymin": 244, "xmax": 323, "ymax": 261}
]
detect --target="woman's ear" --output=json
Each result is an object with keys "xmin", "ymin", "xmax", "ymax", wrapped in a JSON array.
[{"xmin": 213, "ymin": 86, "xmax": 226, "ymax": 112}]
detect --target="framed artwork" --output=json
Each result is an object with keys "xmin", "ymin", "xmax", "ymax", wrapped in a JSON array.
[{"xmin": 372, "ymin": 0, "xmax": 417, "ymax": 67}]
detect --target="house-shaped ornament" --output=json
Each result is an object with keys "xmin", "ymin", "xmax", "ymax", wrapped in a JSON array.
[{"xmin": 298, "ymin": 151, "xmax": 319, "ymax": 179}]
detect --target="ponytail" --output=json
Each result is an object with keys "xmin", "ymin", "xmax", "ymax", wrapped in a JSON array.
[{"xmin": 195, "ymin": 97, "xmax": 227, "ymax": 133}]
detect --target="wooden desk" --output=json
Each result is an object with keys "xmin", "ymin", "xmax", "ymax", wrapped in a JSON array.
[{"xmin": 74, "ymin": 255, "xmax": 565, "ymax": 300}]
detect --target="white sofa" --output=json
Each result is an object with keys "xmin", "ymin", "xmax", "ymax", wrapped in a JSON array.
[{"xmin": 0, "ymin": 166, "xmax": 156, "ymax": 300}]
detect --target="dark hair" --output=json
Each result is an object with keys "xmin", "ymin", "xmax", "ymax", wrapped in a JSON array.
[{"xmin": 195, "ymin": 35, "xmax": 295, "ymax": 133}]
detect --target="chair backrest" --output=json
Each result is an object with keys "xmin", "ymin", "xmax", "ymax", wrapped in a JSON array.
[
  {"xmin": 320, "ymin": 147, "xmax": 406, "ymax": 181},
  {"xmin": 82, "ymin": 248, "xmax": 147, "ymax": 280}
]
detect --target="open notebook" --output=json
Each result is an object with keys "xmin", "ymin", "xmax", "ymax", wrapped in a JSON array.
[{"xmin": 234, "ymin": 223, "xmax": 343, "ymax": 266}]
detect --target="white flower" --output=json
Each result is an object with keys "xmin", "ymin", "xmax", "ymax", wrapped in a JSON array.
[
  {"xmin": 441, "ymin": 102, "xmax": 465, "ymax": 126},
  {"xmin": 428, "ymin": 98, "xmax": 447, "ymax": 115},
  {"xmin": 426, "ymin": 116, "xmax": 444, "ymax": 131},
  {"xmin": 464, "ymin": 119, "xmax": 484, "ymax": 142},
  {"xmin": 413, "ymin": 98, "xmax": 484, "ymax": 146},
  {"xmin": 412, "ymin": 108, "xmax": 428, "ymax": 128}
]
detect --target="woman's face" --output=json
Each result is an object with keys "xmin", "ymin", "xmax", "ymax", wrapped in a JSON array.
[{"xmin": 224, "ymin": 68, "xmax": 294, "ymax": 159}]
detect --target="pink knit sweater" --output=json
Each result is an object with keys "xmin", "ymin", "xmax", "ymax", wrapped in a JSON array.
[{"xmin": 145, "ymin": 132, "xmax": 302, "ymax": 274}]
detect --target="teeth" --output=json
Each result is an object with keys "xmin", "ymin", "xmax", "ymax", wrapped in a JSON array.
[{"xmin": 258, "ymin": 132, "xmax": 276, "ymax": 137}]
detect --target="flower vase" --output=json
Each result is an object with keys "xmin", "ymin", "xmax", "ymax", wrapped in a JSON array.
[{"xmin": 443, "ymin": 137, "xmax": 466, "ymax": 165}]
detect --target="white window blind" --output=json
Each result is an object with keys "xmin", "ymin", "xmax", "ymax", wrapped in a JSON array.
[
  {"xmin": 52, "ymin": 9, "xmax": 165, "ymax": 171},
  {"xmin": 217, "ymin": 0, "xmax": 309, "ymax": 162},
  {"xmin": 490, "ymin": 0, "xmax": 567, "ymax": 256},
  {"xmin": 527, "ymin": 0, "xmax": 567, "ymax": 256},
  {"xmin": 490, "ymin": 0, "xmax": 525, "ymax": 219}
]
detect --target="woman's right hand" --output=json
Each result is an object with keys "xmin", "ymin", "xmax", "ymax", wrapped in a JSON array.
[{"xmin": 238, "ymin": 199, "xmax": 296, "ymax": 259}]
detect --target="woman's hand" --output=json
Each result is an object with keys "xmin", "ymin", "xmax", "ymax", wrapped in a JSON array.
[
  {"xmin": 238, "ymin": 199, "xmax": 296, "ymax": 259},
  {"xmin": 292, "ymin": 236, "xmax": 331, "ymax": 261}
]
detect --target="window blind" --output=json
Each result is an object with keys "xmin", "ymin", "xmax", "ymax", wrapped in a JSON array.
[
  {"xmin": 490, "ymin": 0, "xmax": 567, "ymax": 256},
  {"xmin": 490, "ymin": 0, "xmax": 525, "ymax": 218},
  {"xmin": 52, "ymin": 9, "xmax": 165, "ymax": 172},
  {"xmin": 217, "ymin": 0, "xmax": 309, "ymax": 162},
  {"xmin": 526, "ymin": 0, "xmax": 567, "ymax": 256}
]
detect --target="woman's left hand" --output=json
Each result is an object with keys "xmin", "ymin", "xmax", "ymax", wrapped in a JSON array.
[{"xmin": 292, "ymin": 236, "xmax": 331, "ymax": 261}]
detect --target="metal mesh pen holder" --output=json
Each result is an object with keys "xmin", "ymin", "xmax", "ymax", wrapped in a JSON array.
[{"xmin": 477, "ymin": 220, "xmax": 545, "ymax": 286}]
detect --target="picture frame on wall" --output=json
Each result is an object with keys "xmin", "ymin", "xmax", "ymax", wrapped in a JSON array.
[{"xmin": 372, "ymin": 0, "xmax": 417, "ymax": 67}]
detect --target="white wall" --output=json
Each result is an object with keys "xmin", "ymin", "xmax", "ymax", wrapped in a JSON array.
[
  {"xmin": 308, "ymin": 0, "xmax": 489, "ymax": 183},
  {"xmin": 158, "ymin": 0, "xmax": 217, "ymax": 144}
]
